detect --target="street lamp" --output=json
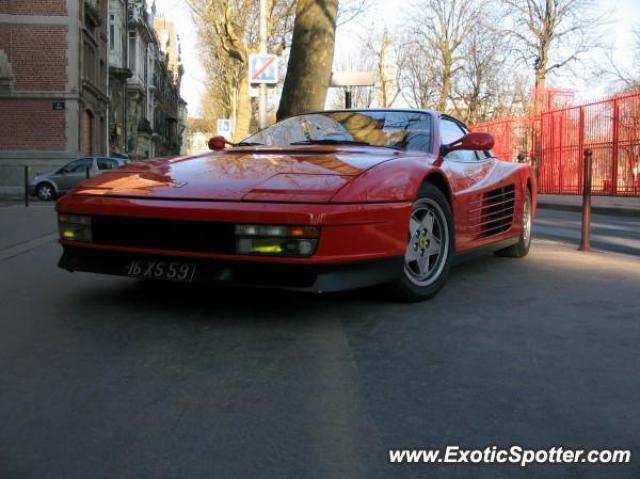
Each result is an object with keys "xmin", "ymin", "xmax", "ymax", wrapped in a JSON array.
[{"xmin": 329, "ymin": 71, "xmax": 375, "ymax": 109}]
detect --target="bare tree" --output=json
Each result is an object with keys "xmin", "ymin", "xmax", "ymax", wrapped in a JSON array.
[
  {"xmin": 360, "ymin": 28, "xmax": 400, "ymax": 108},
  {"xmin": 277, "ymin": 0, "xmax": 340, "ymax": 120},
  {"xmin": 502, "ymin": 0, "xmax": 604, "ymax": 175},
  {"xmin": 604, "ymin": 28, "xmax": 640, "ymax": 92},
  {"xmin": 406, "ymin": 0, "xmax": 486, "ymax": 112},
  {"xmin": 502, "ymin": 0, "xmax": 604, "ymax": 111},
  {"xmin": 449, "ymin": 17, "xmax": 526, "ymax": 124},
  {"xmin": 395, "ymin": 31, "xmax": 440, "ymax": 109},
  {"xmin": 189, "ymin": 0, "xmax": 297, "ymax": 140}
]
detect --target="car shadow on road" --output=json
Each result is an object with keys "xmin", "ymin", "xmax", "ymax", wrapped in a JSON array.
[
  {"xmin": 64, "ymin": 252, "xmax": 503, "ymax": 324},
  {"xmin": 53, "ymin": 240, "xmax": 640, "ymax": 334}
]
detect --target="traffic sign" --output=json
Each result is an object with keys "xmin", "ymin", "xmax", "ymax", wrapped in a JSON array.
[
  {"xmin": 249, "ymin": 54, "xmax": 278, "ymax": 84},
  {"xmin": 217, "ymin": 119, "xmax": 232, "ymax": 138}
]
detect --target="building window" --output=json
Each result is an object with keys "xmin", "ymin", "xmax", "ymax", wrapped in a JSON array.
[
  {"xmin": 100, "ymin": 60, "xmax": 105, "ymax": 90},
  {"xmin": 128, "ymin": 32, "xmax": 136, "ymax": 72},
  {"xmin": 109, "ymin": 16, "xmax": 115, "ymax": 50},
  {"xmin": 83, "ymin": 43, "xmax": 96, "ymax": 85}
]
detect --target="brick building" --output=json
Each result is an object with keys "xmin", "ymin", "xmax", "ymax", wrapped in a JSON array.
[
  {"xmin": 0, "ymin": 0, "xmax": 109, "ymax": 194},
  {"xmin": 0, "ymin": 0, "xmax": 186, "ymax": 195}
]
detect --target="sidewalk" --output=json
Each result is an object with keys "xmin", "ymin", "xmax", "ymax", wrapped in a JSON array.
[
  {"xmin": 538, "ymin": 194, "xmax": 640, "ymax": 217},
  {"xmin": 0, "ymin": 203, "xmax": 57, "ymax": 252}
]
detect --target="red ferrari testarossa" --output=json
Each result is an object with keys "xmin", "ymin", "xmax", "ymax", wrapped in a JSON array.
[{"xmin": 57, "ymin": 110, "xmax": 535, "ymax": 301}]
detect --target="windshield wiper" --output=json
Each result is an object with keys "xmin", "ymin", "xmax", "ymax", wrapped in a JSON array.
[
  {"xmin": 290, "ymin": 139, "xmax": 371, "ymax": 146},
  {"xmin": 235, "ymin": 141, "xmax": 265, "ymax": 146}
]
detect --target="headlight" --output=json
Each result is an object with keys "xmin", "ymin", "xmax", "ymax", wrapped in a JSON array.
[
  {"xmin": 58, "ymin": 214, "xmax": 92, "ymax": 242},
  {"xmin": 235, "ymin": 224, "xmax": 319, "ymax": 257}
]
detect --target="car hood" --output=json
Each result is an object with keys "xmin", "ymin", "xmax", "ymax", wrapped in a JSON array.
[{"xmin": 72, "ymin": 146, "xmax": 403, "ymax": 202}]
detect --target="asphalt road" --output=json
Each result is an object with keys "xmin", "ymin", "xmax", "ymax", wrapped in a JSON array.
[
  {"xmin": 534, "ymin": 209, "xmax": 640, "ymax": 256},
  {"xmin": 1, "ymin": 204, "xmax": 640, "ymax": 479}
]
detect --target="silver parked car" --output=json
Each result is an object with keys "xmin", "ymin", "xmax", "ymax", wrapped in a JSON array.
[{"xmin": 30, "ymin": 157, "xmax": 129, "ymax": 201}]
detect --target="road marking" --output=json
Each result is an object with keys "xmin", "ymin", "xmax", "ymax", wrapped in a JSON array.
[{"xmin": 0, "ymin": 233, "xmax": 58, "ymax": 261}]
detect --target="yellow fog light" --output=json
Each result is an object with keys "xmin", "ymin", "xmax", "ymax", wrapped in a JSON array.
[
  {"xmin": 252, "ymin": 244, "xmax": 284, "ymax": 254},
  {"xmin": 58, "ymin": 214, "xmax": 92, "ymax": 242},
  {"xmin": 234, "ymin": 224, "xmax": 319, "ymax": 257},
  {"xmin": 62, "ymin": 229, "xmax": 77, "ymax": 239},
  {"xmin": 236, "ymin": 237, "xmax": 317, "ymax": 257}
]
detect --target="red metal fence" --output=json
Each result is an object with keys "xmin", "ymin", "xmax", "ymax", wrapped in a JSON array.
[{"xmin": 469, "ymin": 90, "xmax": 640, "ymax": 196}]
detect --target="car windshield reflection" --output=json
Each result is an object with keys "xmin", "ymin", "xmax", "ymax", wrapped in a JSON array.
[{"xmin": 243, "ymin": 110, "xmax": 432, "ymax": 152}]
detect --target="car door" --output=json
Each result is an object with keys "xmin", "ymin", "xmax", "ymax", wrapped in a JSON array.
[
  {"xmin": 55, "ymin": 158, "xmax": 94, "ymax": 192},
  {"xmin": 438, "ymin": 116, "xmax": 501, "ymax": 251}
]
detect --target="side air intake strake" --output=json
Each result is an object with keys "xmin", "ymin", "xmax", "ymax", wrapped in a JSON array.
[{"xmin": 470, "ymin": 184, "xmax": 515, "ymax": 238}]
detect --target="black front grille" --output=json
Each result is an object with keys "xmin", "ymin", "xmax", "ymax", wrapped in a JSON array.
[{"xmin": 92, "ymin": 215, "xmax": 236, "ymax": 254}]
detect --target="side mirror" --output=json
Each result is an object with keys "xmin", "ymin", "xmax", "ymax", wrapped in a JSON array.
[
  {"xmin": 441, "ymin": 132, "xmax": 494, "ymax": 157},
  {"xmin": 208, "ymin": 135, "xmax": 227, "ymax": 151}
]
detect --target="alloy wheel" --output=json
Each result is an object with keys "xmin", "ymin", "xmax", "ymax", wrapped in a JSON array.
[
  {"xmin": 404, "ymin": 198, "xmax": 449, "ymax": 287},
  {"xmin": 37, "ymin": 184, "xmax": 53, "ymax": 201}
]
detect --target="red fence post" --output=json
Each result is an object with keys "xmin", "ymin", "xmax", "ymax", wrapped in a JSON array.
[
  {"xmin": 559, "ymin": 114, "xmax": 564, "ymax": 192},
  {"xmin": 577, "ymin": 107, "xmax": 585, "ymax": 195},
  {"xmin": 579, "ymin": 149, "xmax": 593, "ymax": 251},
  {"xmin": 611, "ymin": 99, "xmax": 620, "ymax": 195}
]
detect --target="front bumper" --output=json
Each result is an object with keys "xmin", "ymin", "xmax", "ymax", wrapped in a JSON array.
[{"xmin": 59, "ymin": 245, "xmax": 403, "ymax": 292}]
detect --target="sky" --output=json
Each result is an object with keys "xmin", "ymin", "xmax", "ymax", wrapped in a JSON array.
[{"xmin": 154, "ymin": 0, "xmax": 640, "ymax": 119}]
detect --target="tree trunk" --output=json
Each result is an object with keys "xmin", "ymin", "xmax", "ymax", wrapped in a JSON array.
[
  {"xmin": 234, "ymin": 66, "xmax": 252, "ymax": 142},
  {"xmin": 276, "ymin": 0, "xmax": 339, "ymax": 120},
  {"xmin": 437, "ymin": 55, "xmax": 452, "ymax": 112},
  {"xmin": 532, "ymin": 69, "xmax": 546, "ymax": 182}
]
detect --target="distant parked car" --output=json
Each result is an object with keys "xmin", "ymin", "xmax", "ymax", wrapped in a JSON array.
[{"xmin": 31, "ymin": 157, "xmax": 129, "ymax": 201}]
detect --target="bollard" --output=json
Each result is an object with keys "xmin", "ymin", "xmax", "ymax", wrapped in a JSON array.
[
  {"xmin": 24, "ymin": 165, "xmax": 30, "ymax": 207},
  {"xmin": 578, "ymin": 148, "xmax": 593, "ymax": 251}
]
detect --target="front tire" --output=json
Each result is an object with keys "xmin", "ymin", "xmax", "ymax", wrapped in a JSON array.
[
  {"xmin": 495, "ymin": 187, "xmax": 532, "ymax": 258},
  {"xmin": 386, "ymin": 183, "xmax": 455, "ymax": 302},
  {"xmin": 36, "ymin": 182, "xmax": 56, "ymax": 201}
]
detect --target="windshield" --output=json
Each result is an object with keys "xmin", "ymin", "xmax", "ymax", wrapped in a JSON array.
[{"xmin": 243, "ymin": 111, "xmax": 432, "ymax": 152}]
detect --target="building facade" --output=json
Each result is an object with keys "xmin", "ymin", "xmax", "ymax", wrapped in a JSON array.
[
  {"xmin": 107, "ymin": 0, "xmax": 131, "ymax": 158},
  {"xmin": 0, "ymin": 0, "xmax": 109, "ymax": 193},
  {"xmin": 185, "ymin": 117, "xmax": 214, "ymax": 155},
  {"xmin": 0, "ymin": 0, "xmax": 185, "ymax": 194}
]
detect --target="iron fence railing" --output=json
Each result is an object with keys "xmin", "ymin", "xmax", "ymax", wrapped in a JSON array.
[{"xmin": 469, "ymin": 90, "xmax": 640, "ymax": 196}]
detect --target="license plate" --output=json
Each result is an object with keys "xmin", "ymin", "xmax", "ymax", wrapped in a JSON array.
[{"xmin": 126, "ymin": 259, "xmax": 196, "ymax": 282}]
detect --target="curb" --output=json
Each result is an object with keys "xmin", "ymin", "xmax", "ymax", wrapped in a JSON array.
[{"xmin": 537, "ymin": 202, "xmax": 640, "ymax": 218}]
